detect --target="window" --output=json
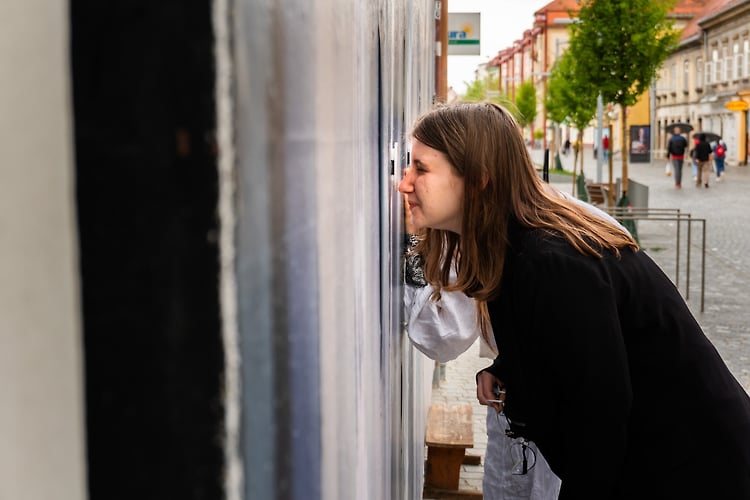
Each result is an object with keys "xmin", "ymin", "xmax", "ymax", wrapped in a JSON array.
[
  {"xmin": 670, "ymin": 62, "xmax": 677, "ymax": 92},
  {"xmin": 696, "ymin": 56, "xmax": 704, "ymax": 88},
  {"xmin": 683, "ymin": 59, "xmax": 689, "ymax": 92},
  {"xmin": 725, "ymin": 56, "xmax": 733, "ymax": 81},
  {"xmin": 658, "ymin": 70, "xmax": 668, "ymax": 97},
  {"xmin": 745, "ymin": 39, "xmax": 750, "ymax": 78},
  {"xmin": 732, "ymin": 40, "xmax": 745, "ymax": 81},
  {"xmin": 713, "ymin": 48, "xmax": 721, "ymax": 83},
  {"xmin": 705, "ymin": 60, "xmax": 713, "ymax": 85},
  {"xmin": 723, "ymin": 43, "xmax": 732, "ymax": 81}
]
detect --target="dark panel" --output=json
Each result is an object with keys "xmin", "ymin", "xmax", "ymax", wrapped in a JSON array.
[{"xmin": 70, "ymin": 1, "xmax": 224, "ymax": 498}]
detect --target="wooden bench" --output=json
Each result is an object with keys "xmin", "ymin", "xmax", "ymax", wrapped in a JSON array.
[
  {"xmin": 423, "ymin": 403, "xmax": 482, "ymax": 498},
  {"xmin": 585, "ymin": 181, "xmax": 610, "ymax": 207}
]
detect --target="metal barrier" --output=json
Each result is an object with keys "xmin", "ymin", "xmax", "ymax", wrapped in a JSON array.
[{"xmin": 602, "ymin": 207, "xmax": 706, "ymax": 312}]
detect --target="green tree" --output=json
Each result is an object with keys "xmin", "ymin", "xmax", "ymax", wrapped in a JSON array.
[
  {"xmin": 461, "ymin": 75, "xmax": 517, "ymax": 121},
  {"xmin": 462, "ymin": 78, "xmax": 487, "ymax": 102},
  {"xmin": 568, "ymin": 0, "xmax": 679, "ymax": 194},
  {"xmin": 546, "ymin": 52, "xmax": 597, "ymax": 194},
  {"xmin": 545, "ymin": 69, "xmax": 569, "ymax": 142},
  {"xmin": 515, "ymin": 80, "xmax": 537, "ymax": 141}
]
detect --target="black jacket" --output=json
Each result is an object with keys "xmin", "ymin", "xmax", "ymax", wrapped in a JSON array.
[
  {"xmin": 484, "ymin": 224, "xmax": 750, "ymax": 499},
  {"xmin": 695, "ymin": 140, "xmax": 713, "ymax": 162},
  {"xmin": 667, "ymin": 135, "xmax": 688, "ymax": 158}
]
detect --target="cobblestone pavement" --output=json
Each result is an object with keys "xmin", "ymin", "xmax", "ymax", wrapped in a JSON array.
[
  {"xmin": 426, "ymin": 149, "xmax": 750, "ymax": 494},
  {"xmin": 426, "ymin": 340, "xmax": 490, "ymax": 496}
]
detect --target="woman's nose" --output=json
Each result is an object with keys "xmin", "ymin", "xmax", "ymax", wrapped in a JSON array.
[{"xmin": 398, "ymin": 168, "xmax": 414, "ymax": 193}]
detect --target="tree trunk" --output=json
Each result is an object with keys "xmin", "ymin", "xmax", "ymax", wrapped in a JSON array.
[
  {"xmin": 571, "ymin": 137, "xmax": 578, "ymax": 196},
  {"xmin": 578, "ymin": 130, "xmax": 585, "ymax": 178},
  {"xmin": 621, "ymin": 104, "xmax": 629, "ymax": 195},
  {"xmin": 608, "ymin": 123, "xmax": 615, "ymax": 207},
  {"xmin": 551, "ymin": 122, "xmax": 557, "ymax": 161},
  {"xmin": 572, "ymin": 130, "xmax": 584, "ymax": 195}
]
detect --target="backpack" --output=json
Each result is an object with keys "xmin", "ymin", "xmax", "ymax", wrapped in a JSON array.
[{"xmin": 715, "ymin": 144, "xmax": 725, "ymax": 157}]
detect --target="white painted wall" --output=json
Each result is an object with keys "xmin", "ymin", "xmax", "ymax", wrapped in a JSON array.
[
  {"xmin": 230, "ymin": 1, "xmax": 434, "ymax": 498},
  {"xmin": 0, "ymin": 1, "xmax": 87, "ymax": 499}
]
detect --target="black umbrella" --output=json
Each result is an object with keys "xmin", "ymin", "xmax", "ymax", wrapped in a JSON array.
[
  {"xmin": 665, "ymin": 122, "xmax": 693, "ymax": 134},
  {"xmin": 693, "ymin": 131, "xmax": 721, "ymax": 143}
]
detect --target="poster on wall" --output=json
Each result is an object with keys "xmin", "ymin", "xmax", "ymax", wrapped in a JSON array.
[{"xmin": 630, "ymin": 125, "xmax": 650, "ymax": 163}]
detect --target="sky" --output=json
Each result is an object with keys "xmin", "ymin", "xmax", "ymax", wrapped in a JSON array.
[{"xmin": 448, "ymin": 0, "xmax": 553, "ymax": 95}]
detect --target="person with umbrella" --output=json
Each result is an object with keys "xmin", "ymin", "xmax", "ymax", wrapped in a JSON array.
[
  {"xmin": 399, "ymin": 102, "xmax": 750, "ymax": 498},
  {"xmin": 693, "ymin": 133, "xmax": 714, "ymax": 188},
  {"xmin": 666, "ymin": 126, "xmax": 688, "ymax": 188}
]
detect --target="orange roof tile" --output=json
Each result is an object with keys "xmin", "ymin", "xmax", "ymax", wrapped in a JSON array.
[
  {"xmin": 698, "ymin": 0, "xmax": 750, "ymax": 23},
  {"xmin": 534, "ymin": 0, "xmax": 580, "ymax": 15},
  {"xmin": 677, "ymin": 0, "xmax": 745, "ymax": 43},
  {"xmin": 671, "ymin": 0, "xmax": 714, "ymax": 17}
]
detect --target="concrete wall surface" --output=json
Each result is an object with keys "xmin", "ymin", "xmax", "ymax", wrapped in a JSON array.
[{"xmin": 0, "ymin": 1, "xmax": 87, "ymax": 500}]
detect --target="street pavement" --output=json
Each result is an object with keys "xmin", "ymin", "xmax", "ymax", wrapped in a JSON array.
[{"xmin": 426, "ymin": 146, "xmax": 750, "ymax": 494}]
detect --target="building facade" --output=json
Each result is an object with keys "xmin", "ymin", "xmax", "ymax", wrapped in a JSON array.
[
  {"xmin": 656, "ymin": 0, "xmax": 750, "ymax": 164},
  {"xmin": 487, "ymin": 0, "xmax": 738, "ymax": 162},
  {"xmin": 490, "ymin": 0, "xmax": 580, "ymax": 148}
]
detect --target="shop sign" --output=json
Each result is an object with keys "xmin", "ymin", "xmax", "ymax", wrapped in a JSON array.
[{"xmin": 724, "ymin": 100, "xmax": 749, "ymax": 111}]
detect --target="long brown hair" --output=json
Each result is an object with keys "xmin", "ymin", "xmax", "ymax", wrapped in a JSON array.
[{"xmin": 410, "ymin": 103, "xmax": 637, "ymax": 341}]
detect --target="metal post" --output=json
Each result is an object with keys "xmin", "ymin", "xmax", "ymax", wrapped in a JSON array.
[
  {"xmin": 597, "ymin": 93, "xmax": 604, "ymax": 182},
  {"xmin": 675, "ymin": 209, "xmax": 681, "ymax": 288},
  {"xmin": 649, "ymin": 79, "xmax": 656, "ymax": 161},
  {"xmin": 434, "ymin": 0, "xmax": 448, "ymax": 103},
  {"xmin": 602, "ymin": 208, "xmax": 705, "ymax": 311},
  {"xmin": 701, "ymin": 220, "xmax": 706, "ymax": 312},
  {"xmin": 686, "ymin": 215, "xmax": 691, "ymax": 301}
]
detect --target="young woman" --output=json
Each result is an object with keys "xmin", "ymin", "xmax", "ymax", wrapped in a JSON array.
[
  {"xmin": 403, "ymin": 187, "xmax": 627, "ymax": 500},
  {"xmin": 398, "ymin": 102, "xmax": 750, "ymax": 499}
]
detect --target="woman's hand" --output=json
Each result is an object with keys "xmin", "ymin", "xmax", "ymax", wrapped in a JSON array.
[
  {"xmin": 403, "ymin": 193, "xmax": 418, "ymax": 234},
  {"xmin": 477, "ymin": 370, "xmax": 505, "ymax": 413}
]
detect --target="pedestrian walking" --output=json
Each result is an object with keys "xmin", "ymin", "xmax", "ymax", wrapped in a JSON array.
[
  {"xmin": 694, "ymin": 133, "xmax": 713, "ymax": 188},
  {"xmin": 689, "ymin": 136, "xmax": 700, "ymax": 181},
  {"xmin": 714, "ymin": 139, "xmax": 727, "ymax": 181},
  {"xmin": 602, "ymin": 134, "xmax": 610, "ymax": 161},
  {"xmin": 666, "ymin": 127, "xmax": 688, "ymax": 188}
]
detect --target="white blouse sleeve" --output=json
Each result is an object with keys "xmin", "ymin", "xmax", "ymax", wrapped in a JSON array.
[{"xmin": 404, "ymin": 283, "xmax": 481, "ymax": 363}]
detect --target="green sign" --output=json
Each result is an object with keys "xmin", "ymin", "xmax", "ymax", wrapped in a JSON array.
[{"xmin": 448, "ymin": 12, "xmax": 480, "ymax": 55}]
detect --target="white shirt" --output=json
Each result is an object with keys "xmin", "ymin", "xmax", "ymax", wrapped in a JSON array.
[{"xmin": 404, "ymin": 274, "xmax": 490, "ymax": 363}]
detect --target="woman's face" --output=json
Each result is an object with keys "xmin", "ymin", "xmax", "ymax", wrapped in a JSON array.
[{"xmin": 398, "ymin": 139, "xmax": 464, "ymax": 234}]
